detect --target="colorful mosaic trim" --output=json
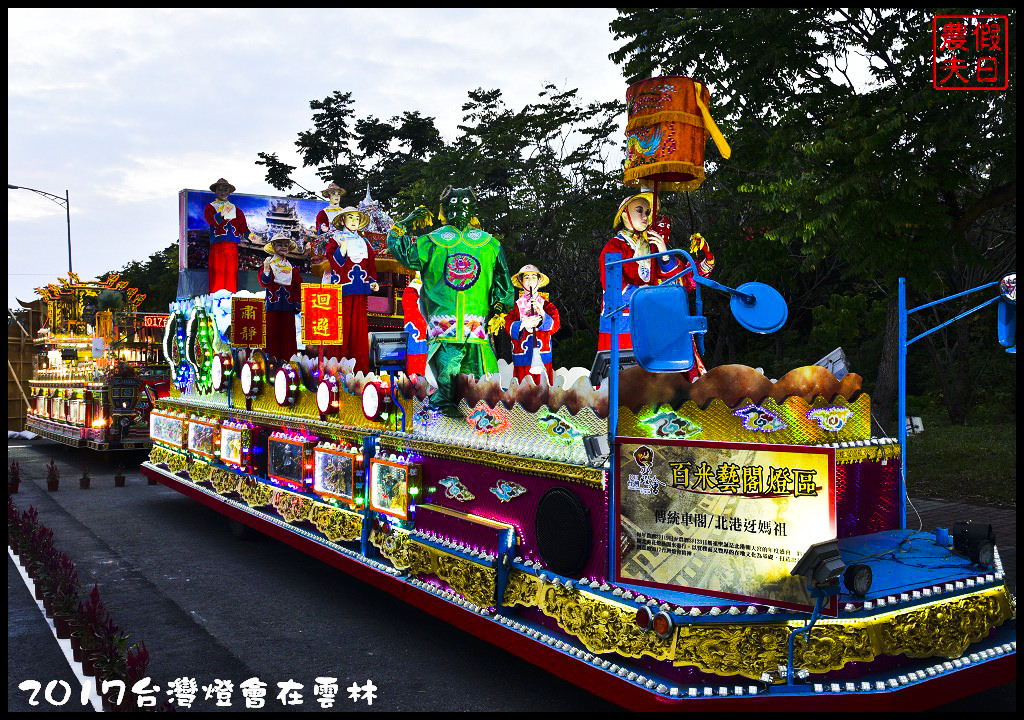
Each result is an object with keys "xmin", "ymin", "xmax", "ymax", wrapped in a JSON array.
[
  {"xmin": 411, "ymin": 398, "xmax": 605, "ymax": 467},
  {"xmin": 619, "ymin": 394, "xmax": 871, "ymax": 446},
  {"xmin": 501, "ymin": 571, "xmax": 1015, "ymax": 681},
  {"xmin": 377, "ymin": 434, "xmax": 605, "ymax": 489},
  {"xmin": 372, "ymin": 530, "xmax": 497, "ymax": 609}
]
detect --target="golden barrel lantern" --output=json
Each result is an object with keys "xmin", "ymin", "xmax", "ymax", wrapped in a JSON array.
[{"xmin": 623, "ymin": 76, "xmax": 731, "ymax": 193}]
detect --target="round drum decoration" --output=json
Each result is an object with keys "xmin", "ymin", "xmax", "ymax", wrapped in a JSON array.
[
  {"xmin": 211, "ymin": 353, "xmax": 233, "ymax": 392},
  {"xmin": 274, "ymin": 364, "xmax": 301, "ymax": 407},
  {"xmin": 623, "ymin": 76, "xmax": 731, "ymax": 193},
  {"xmin": 240, "ymin": 357, "xmax": 264, "ymax": 399},
  {"xmin": 361, "ymin": 377, "xmax": 392, "ymax": 423},
  {"xmin": 317, "ymin": 374, "xmax": 340, "ymax": 415},
  {"xmin": 535, "ymin": 487, "xmax": 591, "ymax": 576}
]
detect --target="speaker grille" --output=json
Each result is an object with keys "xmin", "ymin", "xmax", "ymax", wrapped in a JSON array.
[{"xmin": 535, "ymin": 487, "xmax": 591, "ymax": 576}]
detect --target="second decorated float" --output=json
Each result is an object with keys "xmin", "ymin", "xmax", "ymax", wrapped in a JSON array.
[{"xmin": 142, "ymin": 76, "xmax": 1015, "ymax": 709}]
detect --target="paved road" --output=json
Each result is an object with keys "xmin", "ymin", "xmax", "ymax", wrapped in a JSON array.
[{"xmin": 7, "ymin": 439, "xmax": 1015, "ymax": 712}]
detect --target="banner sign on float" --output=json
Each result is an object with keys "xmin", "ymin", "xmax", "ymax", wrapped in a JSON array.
[{"xmin": 615, "ymin": 438, "xmax": 837, "ymax": 614}]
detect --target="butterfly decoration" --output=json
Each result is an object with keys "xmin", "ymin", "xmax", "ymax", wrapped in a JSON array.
[
  {"xmin": 733, "ymin": 404, "xmax": 787, "ymax": 433},
  {"xmin": 439, "ymin": 475, "xmax": 475, "ymax": 502},
  {"xmin": 642, "ymin": 411, "xmax": 701, "ymax": 440},
  {"xmin": 467, "ymin": 401, "xmax": 508, "ymax": 435},
  {"xmin": 489, "ymin": 480, "xmax": 526, "ymax": 503},
  {"xmin": 538, "ymin": 413, "xmax": 583, "ymax": 445},
  {"xmin": 807, "ymin": 406, "xmax": 854, "ymax": 433}
]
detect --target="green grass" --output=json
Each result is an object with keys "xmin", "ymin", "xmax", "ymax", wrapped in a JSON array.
[{"xmin": 904, "ymin": 396, "xmax": 1016, "ymax": 506}]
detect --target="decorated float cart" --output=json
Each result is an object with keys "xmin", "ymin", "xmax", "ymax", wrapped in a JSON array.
[
  {"xmin": 142, "ymin": 78, "xmax": 1015, "ymax": 709},
  {"xmin": 26, "ymin": 274, "xmax": 169, "ymax": 451}
]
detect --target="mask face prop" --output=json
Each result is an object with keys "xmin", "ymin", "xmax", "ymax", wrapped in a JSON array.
[{"xmin": 440, "ymin": 186, "xmax": 478, "ymax": 230}]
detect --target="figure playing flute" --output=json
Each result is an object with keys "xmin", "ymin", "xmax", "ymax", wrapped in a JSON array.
[{"xmin": 505, "ymin": 264, "xmax": 560, "ymax": 386}]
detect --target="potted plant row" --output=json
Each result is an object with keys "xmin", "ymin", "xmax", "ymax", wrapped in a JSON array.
[{"xmin": 9, "ymin": 496, "xmax": 152, "ymax": 711}]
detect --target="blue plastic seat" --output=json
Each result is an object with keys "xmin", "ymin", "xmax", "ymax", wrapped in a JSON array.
[{"xmin": 629, "ymin": 284, "xmax": 707, "ymax": 373}]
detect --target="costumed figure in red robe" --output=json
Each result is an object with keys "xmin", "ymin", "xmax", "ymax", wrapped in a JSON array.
[
  {"xmin": 654, "ymin": 214, "xmax": 715, "ymax": 380},
  {"xmin": 204, "ymin": 178, "xmax": 253, "ymax": 293},
  {"xmin": 505, "ymin": 264, "xmax": 560, "ymax": 385},
  {"xmin": 402, "ymin": 271, "xmax": 428, "ymax": 378},
  {"xmin": 325, "ymin": 207, "xmax": 379, "ymax": 374},
  {"xmin": 311, "ymin": 182, "xmax": 347, "ymax": 283},
  {"xmin": 258, "ymin": 233, "xmax": 302, "ymax": 362},
  {"xmin": 598, "ymin": 192, "xmax": 679, "ymax": 352}
]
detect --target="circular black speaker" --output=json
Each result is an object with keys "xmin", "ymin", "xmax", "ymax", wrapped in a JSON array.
[{"xmin": 535, "ymin": 487, "xmax": 591, "ymax": 576}]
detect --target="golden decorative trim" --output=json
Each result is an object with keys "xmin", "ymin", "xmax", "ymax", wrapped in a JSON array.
[
  {"xmin": 618, "ymin": 394, "xmax": 872, "ymax": 447},
  {"xmin": 150, "ymin": 446, "xmax": 176, "ymax": 467},
  {"xmin": 373, "ymin": 531, "xmax": 497, "ymax": 608},
  {"xmin": 166, "ymin": 452, "xmax": 187, "ymax": 475},
  {"xmin": 238, "ymin": 479, "xmax": 275, "ymax": 508},
  {"xmin": 501, "ymin": 571, "xmax": 1015, "ymax": 681},
  {"xmin": 377, "ymin": 435, "xmax": 604, "ymax": 488},
  {"xmin": 624, "ymin": 163, "xmax": 705, "ymax": 193},
  {"xmin": 625, "ymin": 110, "xmax": 705, "ymax": 133},
  {"xmin": 271, "ymin": 489, "xmax": 314, "ymax": 523},
  {"xmin": 210, "ymin": 468, "xmax": 241, "ymax": 495},
  {"xmin": 502, "ymin": 571, "xmax": 675, "ymax": 660},
  {"xmin": 188, "ymin": 460, "xmax": 213, "ymax": 485},
  {"xmin": 309, "ymin": 504, "xmax": 362, "ymax": 543},
  {"xmin": 835, "ymin": 444, "xmax": 901, "ymax": 465}
]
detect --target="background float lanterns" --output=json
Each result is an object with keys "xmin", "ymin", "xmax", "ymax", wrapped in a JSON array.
[{"xmin": 274, "ymin": 363, "xmax": 301, "ymax": 407}]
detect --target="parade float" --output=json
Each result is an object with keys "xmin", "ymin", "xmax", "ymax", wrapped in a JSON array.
[
  {"xmin": 25, "ymin": 274, "xmax": 169, "ymax": 451},
  {"xmin": 141, "ymin": 78, "xmax": 1015, "ymax": 710}
]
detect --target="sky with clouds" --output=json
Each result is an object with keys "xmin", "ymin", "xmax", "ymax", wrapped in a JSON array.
[{"xmin": 7, "ymin": 8, "xmax": 626, "ymax": 307}]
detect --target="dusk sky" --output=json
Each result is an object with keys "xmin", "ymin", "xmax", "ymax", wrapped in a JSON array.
[{"xmin": 8, "ymin": 8, "xmax": 624, "ymax": 307}]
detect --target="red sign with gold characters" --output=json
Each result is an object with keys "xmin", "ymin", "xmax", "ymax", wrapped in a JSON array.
[
  {"xmin": 932, "ymin": 14, "xmax": 1009, "ymax": 90},
  {"xmin": 231, "ymin": 297, "xmax": 266, "ymax": 348},
  {"xmin": 142, "ymin": 314, "xmax": 169, "ymax": 328},
  {"xmin": 301, "ymin": 285, "xmax": 344, "ymax": 345}
]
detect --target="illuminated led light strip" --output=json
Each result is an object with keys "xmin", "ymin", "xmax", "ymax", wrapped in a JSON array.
[{"xmin": 142, "ymin": 462, "xmax": 400, "ymax": 576}]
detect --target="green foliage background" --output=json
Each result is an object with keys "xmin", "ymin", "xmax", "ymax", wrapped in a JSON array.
[{"xmin": 104, "ymin": 9, "xmax": 1015, "ymax": 434}]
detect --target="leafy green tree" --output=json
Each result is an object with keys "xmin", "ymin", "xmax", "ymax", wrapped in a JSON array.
[
  {"xmin": 100, "ymin": 243, "xmax": 178, "ymax": 314},
  {"xmin": 256, "ymin": 85, "xmax": 624, "ymax": 370},
  {"xmin": 610, "ymin": 8, "xmax": 1016, "ymax": 426}
]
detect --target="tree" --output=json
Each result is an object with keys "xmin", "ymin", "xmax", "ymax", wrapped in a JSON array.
[
  {"xmin": 610, "ymin": 8, "xmax": 1016, "ymax": 426},
  {"xmin": 100, "ymin": 243, "xmax": 179, "ymax": 314},
  {"xmin": 256, "ymin": 85, "xmax": 625, "ymax": 370}
]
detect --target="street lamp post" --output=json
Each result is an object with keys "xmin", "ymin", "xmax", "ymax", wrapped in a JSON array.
[{"xmin": 8, "ymin": 183, "xmax": 72, "ymax": 274}]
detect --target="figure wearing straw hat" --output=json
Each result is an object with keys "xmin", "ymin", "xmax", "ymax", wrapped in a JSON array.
[
  {"xmin": 506, "ymin": 264, "xmax": 560, "ymax": 385},
  {"xmin": 311, "ymin": 183, "xmax": 347, "ymax": 282},
  {"xmin": 598, "ymin": 192, "xmax": 680, "ymax": 352},
  {"xmin": 204, "ymin": 178, "xmax": 255, "ymax": 293},
  {"xmin": 258, "ymin": 233, "xmax": 303, "ymax": 361},
  {"xmin": 325, "ymin": 207, "xmax": 379, "ymax": 373}
]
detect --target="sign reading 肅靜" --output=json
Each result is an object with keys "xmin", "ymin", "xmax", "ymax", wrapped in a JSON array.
[
  {"xmin": 615, "ymin": 438, "xmax": 836, "ymax": 614},
  {"xmin": 230, "ymin": 297, "xmax": 266, "ymax": 348}
]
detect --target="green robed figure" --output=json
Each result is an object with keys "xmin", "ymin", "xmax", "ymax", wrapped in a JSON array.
[{"xmin": 387, "ymin": 186, "xmax": 514, "ymax": 416}]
